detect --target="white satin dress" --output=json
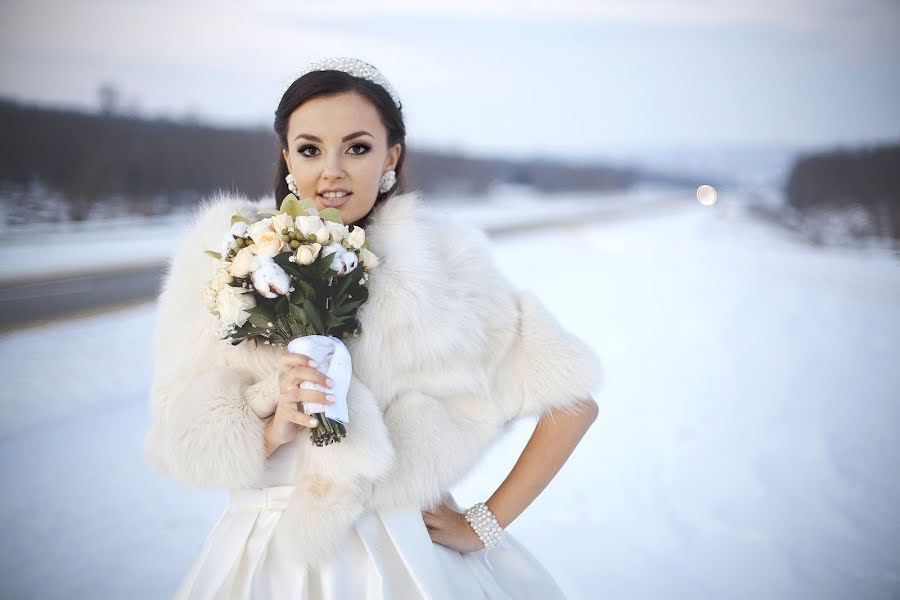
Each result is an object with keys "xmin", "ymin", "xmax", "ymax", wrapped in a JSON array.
[{"xmin": 172, "ymin": 435, "xmax": 568, "ymax": 599}]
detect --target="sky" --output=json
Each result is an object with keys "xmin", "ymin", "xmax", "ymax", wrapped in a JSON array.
[{"xmin": 1, "ymin": 0, "xmax": 899, "ymax": 162}]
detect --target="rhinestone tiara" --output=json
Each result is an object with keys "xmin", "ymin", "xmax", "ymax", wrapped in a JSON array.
[{"xmin": 283, "ymin": 57, "xmax": 402, "ymax": 109}]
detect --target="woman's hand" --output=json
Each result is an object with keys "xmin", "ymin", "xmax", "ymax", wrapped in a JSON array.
[
  {"xmin": 422, "ymin": 501, "xmax": 485, "ymax": 554},
  {"xmin": 264, "ymin": 352, "xmax": 336, "ymax": 454}
]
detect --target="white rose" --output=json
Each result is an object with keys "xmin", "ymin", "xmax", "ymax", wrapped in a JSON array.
[
  {"xmin": 315, "ymin": 226, "xmax": 330, "ymax": 244},
  {"xmin": 230, "ymin": 221, "xmax": 249, "ymax": 238},
  {"xmin": 203, "ymin": 283, "xmax": 219, "ymax": 312},
  {"xmin": 359, "ymin": 247, "xmax": 380, "ymax": 270},
  {"xmin": 271, "ymin": 213, "xmax": 294, "ymax": 235},
  {"xmin": 295, "ymin": 215, "xmax": 323, "ymax": 239},
  {"xmin": 347, "ymin": 226, "xmax": 366, "ymax": 249},
  {"xmin": 216, "ymin": 284, "xmax": 256, "ymax": 327},
  {"xmin": 251, "ymin": 231, "xmax": 284, "ymax": 258},
  {"xmin": 296, "ymin": 242, "xmax": 322, "ymax": 265},
  {"xmin": 247, "ymin": 217, "xmax": 274, "ymax": 244},
  {"xmin": 324, "ymin": 220, "xmax": 349, "ymax": 242},
  {"xmin": 251, "ymin": 256, "xmax": 291, "ymax": 298},
  {"xmin": 229, "ymin": 246, "xmax": 256, "ymax": 277}
]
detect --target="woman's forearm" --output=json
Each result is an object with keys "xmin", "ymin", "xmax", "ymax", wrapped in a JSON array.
[
  {"xmin": 484, "ymin": 397, "xmax": 598, "ymax": 529},
  {"xmin": 264, "ymin": 419, "xmax": 280, "ymax": 457}
]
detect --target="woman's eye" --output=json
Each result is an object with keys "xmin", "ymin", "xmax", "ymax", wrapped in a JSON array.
[{"xmin": 297, "ymin": 144, "xmax": 371, "ymax": 157}]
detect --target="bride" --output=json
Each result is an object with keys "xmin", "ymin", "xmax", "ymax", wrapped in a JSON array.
[{"xmin": 144, "ymin": 56, "xmax": 602, "ymax": 599}]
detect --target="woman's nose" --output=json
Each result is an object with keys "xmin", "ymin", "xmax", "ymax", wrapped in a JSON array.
[{"xmin": 322, "ymin": 153, "xmax": 345, "ymax": 179}]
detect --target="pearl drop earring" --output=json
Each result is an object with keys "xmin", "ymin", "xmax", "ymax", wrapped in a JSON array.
[
  {"xmin": 285, "ymin": 173, "xmax": 299, "ymax": 195},
  {"xmin": 379, "ymin": 170, "xmax": 396, "ymax": 194}
]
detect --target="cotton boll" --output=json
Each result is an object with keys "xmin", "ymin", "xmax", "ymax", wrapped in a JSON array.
[
  {"xmin": 230, "ymin": 221, "xmax": 249, "ymax": 238},
  {"xmin": 340, "ymin": 251, "xmax": 358, "ymax": 273},
  {"xmin": 251, "ymin": 256, "xmax": 291, "ymax": 298}
]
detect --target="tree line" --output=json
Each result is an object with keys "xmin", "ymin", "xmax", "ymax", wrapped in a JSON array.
[
  {"xmin": 0, "ymin": 98, "xmax": 669, "ymax": 224},
  {"xmin": 784, "ymin": 144, "xmax": 899, "ymax": 241}
]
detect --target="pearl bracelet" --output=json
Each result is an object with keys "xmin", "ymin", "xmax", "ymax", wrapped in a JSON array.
[{"xmin": 464, "ymin": 501, "xmax": 504, "ymax": 549}]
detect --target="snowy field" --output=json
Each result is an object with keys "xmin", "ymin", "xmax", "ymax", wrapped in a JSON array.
[{"xmin": 1, "ymin": 194, "xmax": 898, "ymax": 599}]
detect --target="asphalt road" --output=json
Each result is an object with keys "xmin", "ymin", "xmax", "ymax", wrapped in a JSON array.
[
  {"xmin": 0, "ymin": 195, "xmax": 690, "ymax": 333},
  {"xmin": 0, "ymin": 265, "xmax": 165, "ymax": 333}
]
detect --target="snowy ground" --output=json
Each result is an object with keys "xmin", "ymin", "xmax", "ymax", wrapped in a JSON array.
[
  {"xmin": 0, "ymin": 185, "xmax": 680, "ymax": 285},
  {"xmin": 1, "ymin": 193, "xmax": 898, "ymax": 599}
]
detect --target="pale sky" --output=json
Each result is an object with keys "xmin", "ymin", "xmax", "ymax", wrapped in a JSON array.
[{"xmin": 2, "ymin": 0, "xmax": 898, "ymax": 161}]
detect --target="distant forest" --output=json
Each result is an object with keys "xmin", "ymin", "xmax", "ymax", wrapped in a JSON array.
[
  {"xmin": 783, "ymin": 144, "xmax": 900, "ymax": 242},
  {"xmin": 0, "ymin": 98, "xmax": 682, "ymax": 224}
]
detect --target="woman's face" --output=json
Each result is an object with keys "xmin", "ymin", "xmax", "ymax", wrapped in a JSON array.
[{"xmin": 282, "ymin": 91, "xmax": 402, "ymax": 226}]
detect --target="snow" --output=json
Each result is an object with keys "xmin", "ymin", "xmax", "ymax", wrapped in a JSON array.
[
  {"xmin": 0, "ymin": 186, "xmax": 679, "ymax": 285},
  {"xmin": 1, "ymin": 194, "xmax": 898, "ymax": 599}
]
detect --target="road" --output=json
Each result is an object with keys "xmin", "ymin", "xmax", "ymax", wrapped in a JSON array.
[{"xmin": 0, "ymin": 194, "xmax": 689, "ymax": 332}]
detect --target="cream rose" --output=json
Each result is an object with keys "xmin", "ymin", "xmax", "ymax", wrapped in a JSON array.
[
  {"xmin": 359, "ymin": 248, "xmax": 380, "ymax": 271},
  {"xmin": 315, "ymin": 226, "xmax": 330, "ymax": 245},
  {"xmin": 216, "ymin": 284, "xmax": 256, "ymax": 327},
  {"xmin": 251, "ymin": 231, "xmax": 284, "ymax": 258},
  {"xmin": 271, "ymin": 213, "xmax": 294, "ymax": 235},
  {"xmin": 324, "ymin": 220, "xmax": 349, "ymax": 242},
  {"xmin": 295, "ymin": 215, "xmax": 323, "ymax": 240},
  {"xmin": 296, "ymin": 242, "xmax": 322, "ymax": 265},
  {"xmin": 247, "ymin": 217, "xmax": 274, "ymax": 244},
  {"xmin": 347, "ymin": 226, "xmax": 366, "ymax": 249},
  {"xmin": 229, "ymin": 246, "xmax": 256, "ymax": 277}
]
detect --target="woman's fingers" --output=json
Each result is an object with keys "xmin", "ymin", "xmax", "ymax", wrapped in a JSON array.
[
  {"xmin": 280, "ymin": 387, "xmax": 335, "ymax": 406},
  {"xmin": 280, "ymin": 352, "xmax": 317, "ymax": 368},
  {"xmin": 285, "ymin": 365, "xmax": 334, "ymax": 390},
  {"xmin": 286, "ymin": 404, "xmax": 319, "ymax": 428}
]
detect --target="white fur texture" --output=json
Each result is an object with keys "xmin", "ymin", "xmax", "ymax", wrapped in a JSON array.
[{"xmin": 144, "ymin": 188, "xmax": 603, "ymax": 565}]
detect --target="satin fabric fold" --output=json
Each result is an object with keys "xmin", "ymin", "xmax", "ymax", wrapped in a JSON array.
[{"xmin": 173, "ymin": 485, "xmax": 567, "ymax": 599}]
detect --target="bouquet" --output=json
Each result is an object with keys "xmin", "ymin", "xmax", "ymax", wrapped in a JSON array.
[{"xmin": 202, "ymin": 193, "xmax": 381, "ymax": 446}]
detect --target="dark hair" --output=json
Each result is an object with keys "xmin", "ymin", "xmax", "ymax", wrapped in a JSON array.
[{"xmin": 273, "ymin": 70, "xmax": 407, "ymax": 229}]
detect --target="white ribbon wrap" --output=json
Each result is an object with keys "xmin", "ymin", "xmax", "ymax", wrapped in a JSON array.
[{"xmin": 286, "ymin": 334, "xmax": 352, "ymax": 424}]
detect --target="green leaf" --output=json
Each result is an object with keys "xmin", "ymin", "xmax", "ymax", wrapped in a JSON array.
[
  {"xmin": 298, "ymin": 280, "xmax": 317, "ymax": 299},
  {"xmin": 304, "ymin": 300, "xmax": 325, "ymax": 333},
  {"xmin": 281, "ymin": 194, "xmax": 303, "ymax": 217},
  {"xmin": 256, "ymin": 209, "xmax": 280, "ymax": 217},
  {"xmin": 319, "ymin": 207, "xmax": 344, "ymax": 224},
  {"xmin": 204, "ymin": 250, "xmax": 222, "ymax": 260},
  {"xmin": 230, "ymin": 214, "xmax": 251, "ymax": 225},
  {"xmin": 274, "ymin": 295, "xmax": 289, "ymax": 316},
  {"xmin": 300, "ymin": 197, "xmax": 317, "ymax": 212},
  {"xmin": 248, "ymin": 312, "xmax": 271, "ymax": 330}
]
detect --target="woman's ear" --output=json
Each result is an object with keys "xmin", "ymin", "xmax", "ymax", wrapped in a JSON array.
[
  {"xmin": 387, "ymin": 143, "xmax": 402, "ymax": 171},
  {"xmin": 282, "ymin": 148, "xmax": 290, "ymax": 169}
]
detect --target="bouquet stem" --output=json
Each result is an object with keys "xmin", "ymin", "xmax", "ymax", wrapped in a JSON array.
[{"xmin": 310, "ymin": 413, "xmax": 346, "ymax": 446}]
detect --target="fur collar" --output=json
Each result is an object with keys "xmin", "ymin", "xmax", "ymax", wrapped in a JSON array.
[{"xmin": 145, "ymin": 188, "xmax": 603, "ymax": 566}]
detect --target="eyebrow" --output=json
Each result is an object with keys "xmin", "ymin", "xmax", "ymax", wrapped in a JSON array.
[{"xmin": 293, "ymin": 130, "xmax": 374, "ymax": 143}]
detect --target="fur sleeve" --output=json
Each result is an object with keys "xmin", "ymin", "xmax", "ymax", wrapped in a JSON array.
[
  {"xmin": 143, "ymin": 192, "xmax": 282, "ymax": 489},
  {"xmin": 144, "ymin": 367, "xmax": 280, "ymax": 489},
  {"xmin": 492, "ymin": 286, "xmax": 604, "ymax": 422},
  {"xmin": 433, "ymin": 212, "xmax": 603, "ymax": 422},
  {"xmin": 509, "ymin": 289, "xmax": 602, "ymax": 420}
]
